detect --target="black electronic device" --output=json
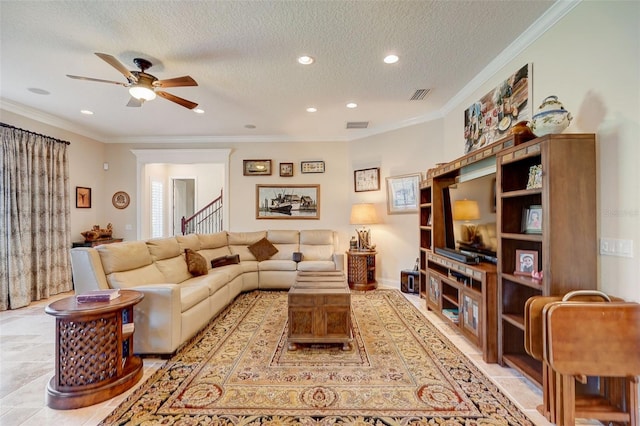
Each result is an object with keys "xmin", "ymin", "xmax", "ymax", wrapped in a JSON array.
[{"xmin": 435, "ymin": 247, "xmax": 479, "ymax": 264}]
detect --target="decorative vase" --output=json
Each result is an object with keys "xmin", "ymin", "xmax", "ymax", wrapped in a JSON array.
[
  {"xmin": 510, "ymin": 120, "xmax": 536, "ymax": 143},
  {"xmin": 530, "ymin": 95, "xmax": 572, "ymax": 137}
]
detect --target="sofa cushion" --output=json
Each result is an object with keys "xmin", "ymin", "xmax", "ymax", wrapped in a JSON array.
[
  {"xmin": 228, "ymin": 231, "xmax": 266, "ymax": 245},
  {"xmin": 248, "ymin": 237, "xmax": 279, "ymax": 261},
  {"xmin": 146, "ymin": 237, "xmax": 182, "ymax": 261},
  {"xmin": 297, "ymin": 260, "xmax": 337, "ymax": 272},
  {"xmin": 198, "ymin": 231, "xmax": 229, "ymax": 249},
  {"xmin": 155, "ymin": 256, "xmax": 193, "ymax": 283},
  {"xmin": 299, "ymin": 244, "xmax": 333, "ymax": 261},
  {"xmin": 179, "ymin": 285, "xmax": 210, "ymax": 313},
  {"xmin": 198, "ymin": 247, "xmax": 233, "ymax": 264},
  {"xmin": 259, "ymin": 259, "xmax": 297, "ymax": 271},
  {"xmin": 185, "ymin": 248, "xmax": 208, "ymax": 276},
  {"xmin": 97, "ymin": 241, "xmax": 152, "ymax": 274},
  {"xmin": 300, "ymin": 229, "xmax": 334, "ymax": 245},
  {"xmin": 107, "ymin": 264, "xmax": 167, "ymax": 289},
  {"xmin": 177, "ymin": 234, "xmax": 201, "ymax": 252}
]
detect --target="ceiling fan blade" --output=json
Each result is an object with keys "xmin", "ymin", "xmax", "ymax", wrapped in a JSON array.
[
  {"xmin": 126, "ymin": 97, "xmax": 144, "ymax": 107},
  {"xmin": 154, "ymin": 76, "xmax": 198, "ymax": 88},
  {"xmin": 66, "ymin": 74, "xmax": 128, "ymax": 86},
  {"xmin": 95, "ymin": 52, "xmax": 138, "ymax": 82},
  {"xmin": 156, "ymin": 91, "xmax": 198, "ymax": 109}
]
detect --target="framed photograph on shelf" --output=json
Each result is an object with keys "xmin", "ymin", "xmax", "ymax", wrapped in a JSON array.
[
  {"xmin": 301, "ymin": 161, "xmax": 325, "ymax": 173},
  {"xmin": 243, "ymin": 159, "xmax": 272, "ymax": 176},
  {"xmin": 386, "ymin": 173, "xmax": 420, "ymax": 214},
  {"xmin": 515, "ymin": 249, "xmax": 538, "ymax": 276},
  {"xmin": 522, "ymin": 205, "xmax": 543, "ymax": 234},
  {"xmin": 256, "ymin": 184, "xmax": 320, "ymax": 220},
  {"xmin": 526, "ymin": 164, "xmax": 543, "ymax": 189},
  {"xmin": 76, "ymin": 186, "xmax": 91, "ymax": 208},
  {"xmin": 279, "ymin": 162, "xmax": 294, "ymax": 177},
  {"xmin": 354, "ymin": 167, "xmax": 380, "ymax": 192}
]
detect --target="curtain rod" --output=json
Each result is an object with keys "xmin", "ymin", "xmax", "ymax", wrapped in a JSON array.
[{"xmin": 1, "ymin": 122, "xmax": 71, "ymax": 145}]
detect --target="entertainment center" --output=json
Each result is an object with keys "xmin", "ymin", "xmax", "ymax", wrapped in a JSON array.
[{"xmin": 419, "ymin": 132, "xmax": 597, "ymax": 382}]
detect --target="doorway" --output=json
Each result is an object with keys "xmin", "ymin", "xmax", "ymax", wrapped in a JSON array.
[{"xmin": 172, "ymin": 178, "xmax": 195, "ymax": 235}]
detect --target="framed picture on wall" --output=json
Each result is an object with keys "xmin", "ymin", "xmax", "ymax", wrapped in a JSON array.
[
  {"xmin": 354, "ymin": 167, "xmax": 380, "ymax": 192},
  {"xmin": 279, "ymin": 162, "xmax": 294, "ymax": 177},
  {"xmin": 76, "ymin": 186, "xmax": 91, "ymax": 208},
  {"xmin": 386, "ymin": 173, "xmax": 420, "ymax": 214},
  {"xmin": 243, "ymin": 159, "xmax": 272, "ymax": 176},
  {"xmin": 256, "ymin": 184, "xmax": 320, "ymax": 219}
]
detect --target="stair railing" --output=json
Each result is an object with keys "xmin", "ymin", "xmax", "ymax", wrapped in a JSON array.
[{"xmin": 181, "ymin": 189, "xmax": 223, "ymax": 235}]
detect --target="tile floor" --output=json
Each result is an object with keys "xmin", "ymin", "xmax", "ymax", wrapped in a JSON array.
[{"xmin": 0, "ymin": 287, "xmax": 600, "ymax": 425}]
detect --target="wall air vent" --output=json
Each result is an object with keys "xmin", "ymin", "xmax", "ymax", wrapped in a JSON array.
[
  {"xmin": 346, "ymin": 121, "xmax": 369, "ymax": 129},
  {"xmin": 410, "ymin": 89, "xmax": 431, "ymax": 100}
]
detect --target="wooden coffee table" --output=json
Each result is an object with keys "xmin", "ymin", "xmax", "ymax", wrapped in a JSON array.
[{"xmin": 288, "ymin": 271, "xmax": 352, "ymax": 351}]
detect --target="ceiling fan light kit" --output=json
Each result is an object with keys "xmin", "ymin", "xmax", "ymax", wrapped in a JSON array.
[{"xmin": 67, "ymin": 52, "xmax": 198, "ymax": 109}]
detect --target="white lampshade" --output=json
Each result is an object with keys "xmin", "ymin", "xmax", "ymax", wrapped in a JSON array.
[
  {"xmin": 350, "ymin": 203, "xmax": 379, "ymax": 225},
  {"xmin": 129, "ymin": 85, "xmax": 156, "ymax": 101},
  {"xmin": 453, "ymin": 199, "xmax": 480, "ymax": 221}
]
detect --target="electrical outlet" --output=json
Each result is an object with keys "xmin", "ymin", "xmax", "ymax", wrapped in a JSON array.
[{"xmin": 125, "ymin": 224, "xmax": 132, "ymax": 231}]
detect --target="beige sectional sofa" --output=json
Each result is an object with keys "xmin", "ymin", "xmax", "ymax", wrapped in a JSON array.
[{"xmin": 70, "ymin": 229, "xmax": 343, "ymax": 355}]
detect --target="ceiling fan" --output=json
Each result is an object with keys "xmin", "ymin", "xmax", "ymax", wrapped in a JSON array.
[{"xmin": 67, "ymin": 52, "xmax": 198, "ymax": 109}]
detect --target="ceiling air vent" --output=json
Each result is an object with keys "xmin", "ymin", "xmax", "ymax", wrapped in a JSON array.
[
  {"xmin": 410, "ymin": 88, "xmax": 431, "ymax": 101},
  {"xmin": 346, "ymin": 121, "xmax": 369, "ymax": 129}
]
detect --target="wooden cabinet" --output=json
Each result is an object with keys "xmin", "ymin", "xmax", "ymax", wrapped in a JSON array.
[
  {"xmin": 45, "ymin": 290, "xmax": 144, "ymax": 409},
  {"xmin": 418, "ymin": 179, "xmax": 432, "ymax": 299},
  {"xmin": 425, "ymin": 252, "xmax": 497, "ymax": 362},
  {"xmin": 496, "ymin": 134, "xmax": 597, "ymax": 385},
  {"xmin": 346, "ymin": 251, "xmax": 377, "ymax": 291},
  {"xmin": 72, "ymin": 238, "xmax": 123, "ymax": 248}
]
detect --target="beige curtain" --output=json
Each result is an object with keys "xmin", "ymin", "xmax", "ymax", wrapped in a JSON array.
[{"xmin": 0, "ymin": 124, "xmax": 72, "ymax": 310}]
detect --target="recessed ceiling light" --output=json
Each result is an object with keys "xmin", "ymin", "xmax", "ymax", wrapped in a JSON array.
[
  {"xmin": 384, "ymin": 54, "xmax": 399, "ymax": 64},
  {"xmin": 28, "ymin": 87, "xmax": 50, "ymax": 95},
  {"xmin": 245, "ymin": 124, "xmax": 256, "ymax": 129},
  {"xmin": 346, "ymin": 102, "xmax": 358, "ymax": 109},
  {"xmin": 80, "ymin": 110, "xmax": 94, "ymax": 115},
  {"xmin": 193, "ymin": 108, "xmax": 205, "ymax": 114},
  {"xmin": 306, "ymin": 107, "xmax": 317, "ymax": 113},
  {"xmin": 297, "ymin": 55, "xmax": 315, "ymax": 65}
]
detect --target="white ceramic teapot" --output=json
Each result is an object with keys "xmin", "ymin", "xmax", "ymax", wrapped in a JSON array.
[{"xmin": 530, "ymin": 95, "xmax": 572, "ymax": 136}]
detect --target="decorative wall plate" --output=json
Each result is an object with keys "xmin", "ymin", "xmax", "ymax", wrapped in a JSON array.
[{"xmin": 112, "ymin": 191, "xmax": 130, "ymax": 209}]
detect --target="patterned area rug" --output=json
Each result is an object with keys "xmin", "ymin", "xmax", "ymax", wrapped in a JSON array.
[{"xmin": 101, "ymin": 290, "xmax": 533, "ymax": 425}]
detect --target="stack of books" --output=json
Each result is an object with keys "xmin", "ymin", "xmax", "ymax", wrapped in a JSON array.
[
  {"xmin": 76, "ymin": 289, "xmax": 121, "ymax": 303},
  {"xmin": 442, "ymin": 308, "xmax": 459, "ymax": 324}
]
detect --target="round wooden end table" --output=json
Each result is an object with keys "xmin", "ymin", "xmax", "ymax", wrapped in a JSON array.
[
  {"xmin": 346, "ymin": 250, "xmax": 378, "ymax": 291},
  {"xmin": 45, "ymin": 289, "xmax": 144, "ymax": 410}
]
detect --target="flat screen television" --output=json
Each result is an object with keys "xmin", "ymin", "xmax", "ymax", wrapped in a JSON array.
[{"xmin": 438, "ymin": 172, "xmax": 497, "ymax": 264}]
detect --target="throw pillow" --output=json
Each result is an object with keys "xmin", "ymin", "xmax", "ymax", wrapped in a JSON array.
[
  {"xmin": 211, "ymin": 254, "xmax": 240, "ymax": 269},
  {"xmin": 248, "ymin": 237, "xmax": 278, "ymax": 261},
  {"xmin": 185, "ymin": 248, "xmax": 208, "ymax": 276}
]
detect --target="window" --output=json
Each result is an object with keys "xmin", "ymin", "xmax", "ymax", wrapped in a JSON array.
[{"xmin": 151, "ymin": 180, "xmax": 164, "ymax": 238}]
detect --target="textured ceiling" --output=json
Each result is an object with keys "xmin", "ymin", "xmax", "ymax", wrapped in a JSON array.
[{"xmin": 0, "ymin": 1, "xmax": 556, "ymax": 143}]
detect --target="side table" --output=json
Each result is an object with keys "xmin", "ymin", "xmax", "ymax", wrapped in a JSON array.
[
  {"xmin": 45, "ymin": 289, "xmax": 144, "ymax": 410},
  {"xmin": 71, "ymin": 238, "xmax": 123, "ymax": 248},
  {"xmin": 346, "ymin": 250, "xmax": 377, "ymax": 291}
]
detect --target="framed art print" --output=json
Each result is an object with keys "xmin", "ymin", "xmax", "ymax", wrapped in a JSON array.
[
  {"xmin": 243, "ymin": 159, "xmax": 272, "ymax": 176},
  {"xmin": 354, "ymin": 167, "xmax": 380, "ymax": 192},
  {"xmin": 279, "ymin": 162, "xmax": 294, "ymax": 177},
  {"xmin": 386, "ymin": 173, "xmax": 420, "ymax": 214},
  {"xmin": 256, "ymin": 184, "xmax": 320, "ymax": 219},
  {"xmin": 301, "ymin": 161, "xmax": 325, "ymax": 174},
  {"xmin": 76, "ymin": 186, "xmax": 91, "ymax": 208}
]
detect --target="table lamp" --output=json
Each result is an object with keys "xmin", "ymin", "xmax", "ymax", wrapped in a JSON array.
[
  {"xmin": 349, "ymin": 203, "xmax": 379, "ymax": 250},
  {"xmin": 453, "ymin": 199, "xmax": 480, "ymax": 243}
]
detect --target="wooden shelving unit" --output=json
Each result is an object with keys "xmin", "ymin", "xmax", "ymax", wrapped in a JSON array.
[{"xmin": 496, "ymin": 134, "xmax": 597, "ymax": 385}]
